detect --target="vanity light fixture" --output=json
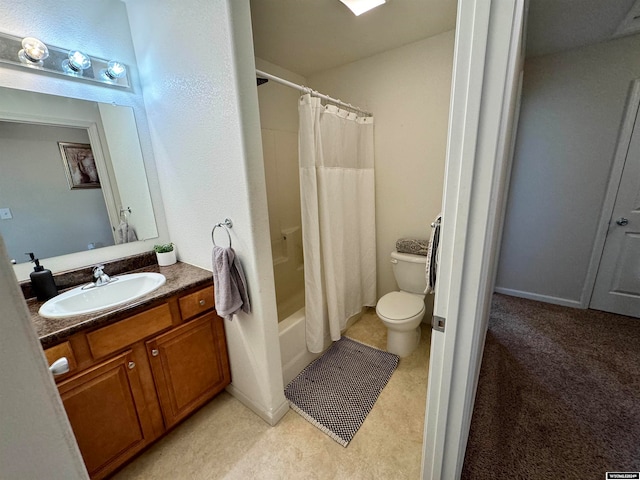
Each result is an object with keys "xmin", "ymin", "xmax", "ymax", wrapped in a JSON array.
[
  {"xmin": 339, "ymin": 0, "xmax": 386, "ymax": 16},
  {"xmin": 17, "ymin": 37, "xmax": 49, "ymax": 65},
  {"xmin": 100, "ymin": 60, "xmax": 127, "ymax": 81},
  {"xmin": 0, "ymin": 30, "xmax": 130, "ymax": 88},
  {"xmin": 62, "ymin": 50, "xmax": 91, "ymax": 75}
]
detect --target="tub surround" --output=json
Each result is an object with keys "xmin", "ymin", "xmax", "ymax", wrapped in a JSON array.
[{"xmin": 28, "ymin": 258, "xmax": 213, "ymax": 349}]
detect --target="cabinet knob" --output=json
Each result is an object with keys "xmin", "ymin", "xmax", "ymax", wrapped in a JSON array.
[
  {"xmin": 151, "ymin": 349, "xmax": 159, "ymax": 357},
  {"xmin": 199, "ymin": 299, "xmax": 206, "ymax": 306},
  {"xmin": 49, "ymin": 357, "xmax": 70, "ymax": 376},
  {"xmin": 128, "ymin": 361, "xmax": 136, "ymax": 370}
]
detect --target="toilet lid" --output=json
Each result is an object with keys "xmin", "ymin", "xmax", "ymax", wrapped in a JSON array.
[{"xmin": 376, "ymin": 291, "xmax": 425, "ymax": 320}]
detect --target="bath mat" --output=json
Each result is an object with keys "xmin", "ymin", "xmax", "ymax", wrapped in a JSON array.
[{"xmin": 284, "ymin": 336, "xmax": 399, "ymax": 447}]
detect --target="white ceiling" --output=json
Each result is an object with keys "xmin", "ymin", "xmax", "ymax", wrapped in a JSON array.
[
  {"xmin": 249, "ymin": 0, "xmax": 639, "ymax": 78},
  {"xmin": 526, "ymin": 0, "xmax": 637, "ymax": 57},
  {"xmin": 250, "ymin": 0, "xmax": 458, "ymax": 77}
]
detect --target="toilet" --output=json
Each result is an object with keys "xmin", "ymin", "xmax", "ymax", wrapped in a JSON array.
[{"xmin": 376, "ymin": 251, "xmax": 428, "ymax": 357}]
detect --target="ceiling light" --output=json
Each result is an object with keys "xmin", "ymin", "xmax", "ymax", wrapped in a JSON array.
[{"xmin": 339, "ymin": 0, "xmax": 386, "ymax": 16}]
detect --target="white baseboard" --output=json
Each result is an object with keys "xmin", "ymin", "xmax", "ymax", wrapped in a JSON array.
[
  {"xmin": 225, "ymin": 384, "xmax": 289, "ymax": 426},
  {"xmin": 494, "ymin": 287, "xmax": 583, "ymax": 308}
]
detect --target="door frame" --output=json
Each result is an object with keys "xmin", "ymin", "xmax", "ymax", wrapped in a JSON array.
[
  {"xmin": 420, "ymin": 0, "xmax": 525, "ymax": 477},
  {"xmin": 581, "ymin": 79, "xmax": 640, "ymax": 308}
]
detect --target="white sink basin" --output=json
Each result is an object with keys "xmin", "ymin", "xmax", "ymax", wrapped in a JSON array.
[{"xmin": 39, "ymin": 272, "xmax": 166, "ymax": 319}]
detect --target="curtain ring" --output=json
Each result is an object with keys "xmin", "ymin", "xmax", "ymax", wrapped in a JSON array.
[{"xmin": 212, "ymin": 224, "xmax": 232, "ymax": 248}]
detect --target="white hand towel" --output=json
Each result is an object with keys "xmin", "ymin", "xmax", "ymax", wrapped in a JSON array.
[
  {"xmin": 115, "ymin": 221, "xmax": 138, "ymax": 244},
  {"xmin": 212, "ymin": 246, "xmax": 251, "ymax": 320}
]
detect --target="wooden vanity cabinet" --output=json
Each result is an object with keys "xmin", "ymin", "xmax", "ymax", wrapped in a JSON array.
[
  {"xmin": 43, "ymin": 341, "xmax": 77, "ymax": 380},
  {"xmin": 45, "ymin": 285, "xmax": 230, "ymax": 480},
  {"xmin": 146, "ymin": 311, "xmax": 230, "ymax": 429},
  {"xmin": 57, "ymin": 350, "xmax": 153, "ymax": 479}
]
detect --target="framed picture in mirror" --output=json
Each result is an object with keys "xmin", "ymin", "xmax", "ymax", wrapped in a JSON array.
[{"xmin": 58, "ymin": 142, "xmax": 101, "ymax": 189}]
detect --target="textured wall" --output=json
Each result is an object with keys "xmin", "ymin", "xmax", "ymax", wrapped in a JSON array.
[
  {"xmin": 496, "ymin": 34, "xmax": 640, "ymax": 305},
  {"xmin": 125, "ymin": 0, "xmax": 287, "ymax": 423},
  {"xmin": 308, "ymin": 31, "xmax": 455, "ymax": 305}
]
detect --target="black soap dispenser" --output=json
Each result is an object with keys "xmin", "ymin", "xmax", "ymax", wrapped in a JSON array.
[{"xmin": 26, "ymin": 253, "xmax": 58, "ymax": 301}]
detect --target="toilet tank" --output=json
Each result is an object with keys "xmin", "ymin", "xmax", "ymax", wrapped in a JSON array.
[{"xmin": 391, "ymin": 251, "xmax": 428, "ymax": 294}]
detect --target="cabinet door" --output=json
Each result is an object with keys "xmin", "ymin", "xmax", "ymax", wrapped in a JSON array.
[
  {"xmin": 57, "ymin": 350, "xmax": 152, "ymax": 479},
  {"xmin": 146, "ymin": 312, "xmax": 231, "ymax": 429}
]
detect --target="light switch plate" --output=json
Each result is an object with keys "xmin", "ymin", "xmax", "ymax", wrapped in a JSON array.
[{"xmin": 0, "ymin": 208, "xmax": 12, "ymax": 219}]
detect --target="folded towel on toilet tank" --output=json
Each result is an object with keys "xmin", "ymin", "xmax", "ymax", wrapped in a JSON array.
[{"xmin": 395, "ymin": 238, "xmax": 429, "ymax": 256}]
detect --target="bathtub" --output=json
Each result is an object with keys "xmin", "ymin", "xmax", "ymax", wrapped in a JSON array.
[
  {"xmin": 278, "ymin": 306, "xmax": 365, "ymax": 386},
  {"xmin": 279, "ymin": 307, "xmax": 321, "ymax": 386}
]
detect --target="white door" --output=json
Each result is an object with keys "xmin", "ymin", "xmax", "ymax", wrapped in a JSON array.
[
  {"xmin": 420, "ymin": 0, "xmax": 525, "ymax": 478},
  {"xmin": 0, "ymin": 236, "xmax": 88, "ymax": 479},
  {"xmin": 591, "ymin": 97, "xmax": 640, "ymax": 318}
]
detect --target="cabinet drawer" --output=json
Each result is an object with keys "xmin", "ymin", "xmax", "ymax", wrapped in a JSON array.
[
  {"xmin": 178, "ymin": 286, "xmax": 214, "ymax": 320},
  {"xmin": 87, "ymin": 303, "xmax": 173, "ymax": 359},
  {"xmin": 44, "ymin": 341, "xmax": 77, "ymax": 379}
]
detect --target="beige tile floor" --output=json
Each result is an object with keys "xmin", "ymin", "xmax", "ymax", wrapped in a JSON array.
[{"xmin": 114, "ymin": 310, "xmax": 431, "ymax": 480}]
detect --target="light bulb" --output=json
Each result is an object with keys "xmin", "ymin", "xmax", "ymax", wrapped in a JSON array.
[
  {"xmin": 339, "ymin": 0, "xmax": 386, "ymax": 16},
  {"xmin": 18, "ymin": 37, "xmax": 49, "ymax": 65},
  {"xmin": 62, "ymin": 50, "xmax": 91, "ymax": 75},
  {"xmin": 100, "ymin": 60, "xmax": 127, "ymax": 81}
]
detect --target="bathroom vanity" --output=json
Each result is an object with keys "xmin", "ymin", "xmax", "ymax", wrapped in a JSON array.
[{"xmin": 29, "ymin": 260, "xmax": 230, "ymax": 479}]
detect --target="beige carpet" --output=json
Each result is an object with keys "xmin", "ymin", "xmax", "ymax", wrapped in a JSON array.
[{"xmin": 462, "ymin": 294, "xmax": 640, "ymax": 479}]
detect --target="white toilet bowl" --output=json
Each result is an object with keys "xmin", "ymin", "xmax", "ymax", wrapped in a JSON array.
[{"xmin": 376, "ymin": 291, "xmax": 425, "ymax": 357}]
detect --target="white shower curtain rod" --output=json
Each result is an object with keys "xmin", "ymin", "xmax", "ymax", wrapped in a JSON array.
[{"xmin": 255, "ymin": 69, "xmax": 373, "ymax": 117}]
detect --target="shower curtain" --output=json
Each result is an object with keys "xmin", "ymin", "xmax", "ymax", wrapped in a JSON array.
[{"xmin": 298, "ymin": 94, "xmax": 376, "ymax": 353}]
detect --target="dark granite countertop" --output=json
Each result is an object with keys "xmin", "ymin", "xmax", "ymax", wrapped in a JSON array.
[{"xmin": 30, "ymin": 262, "xmax": 213, "ymax": 349}]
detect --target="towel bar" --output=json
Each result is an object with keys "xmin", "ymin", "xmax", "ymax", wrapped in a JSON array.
[{"xmin": 212, "ymin": 218, "xmax": 233, "ymax": 248}]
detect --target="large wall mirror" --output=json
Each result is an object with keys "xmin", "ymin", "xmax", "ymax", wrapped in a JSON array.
[{"xmin": 0, "ymin": 87, "xmax": 158, "ymax": 265}]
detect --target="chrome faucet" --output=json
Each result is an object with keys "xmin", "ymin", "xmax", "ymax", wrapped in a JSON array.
[{"xmin": 92, "ymin": 265, "xmax": 112, "ymax": 286}]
